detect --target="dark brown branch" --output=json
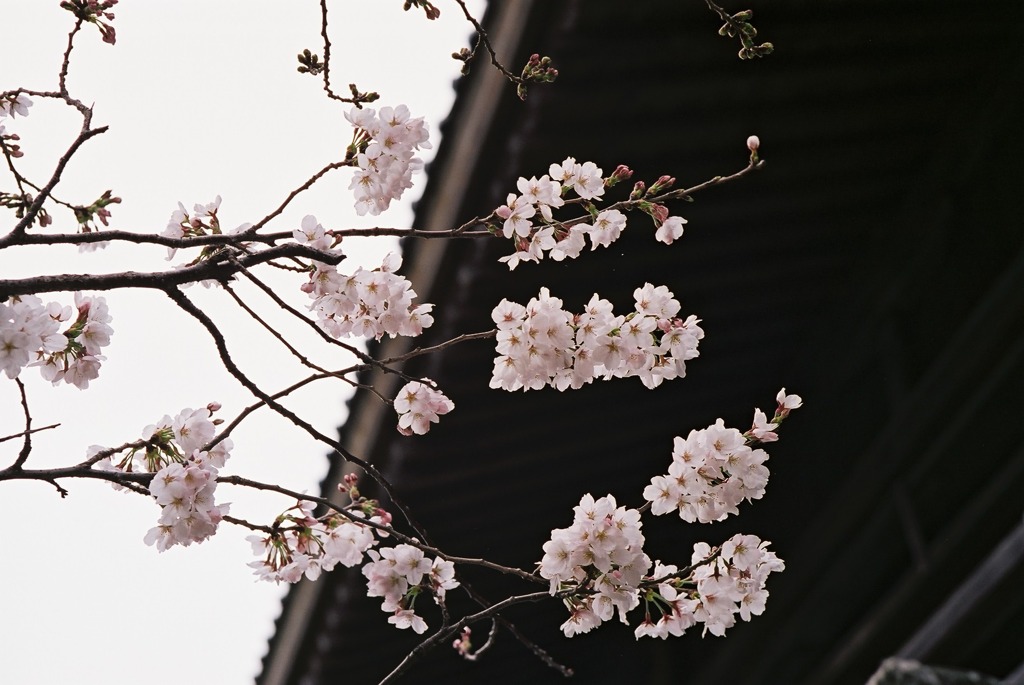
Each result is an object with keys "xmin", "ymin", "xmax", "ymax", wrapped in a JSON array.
[
  {"xmin": 379, "ymin": 590, "xmax": 567, "ymax": 685},
  {"xmin": 6, "ymin": 228, "xmax": 289, "ymax": 249},
  {"xmin": 59, "ymin": 19, "xmax": 84, "ymax": 95},
  {"xmin": 452, "ymin": 0, "xmax": 525, "ymax": 86},
  {"xmin": 232, "ymin": 262, "xmax": 375, "ymax": 366},
  {"xmin": 1, "ymin": 125, "xmax": 107, "ymax": 243},
  {"xmin": 216, "ymin": 474, "xmax": 538, "ymax": 583},
  {"xmin": 12, "ymin": 378, "xmax": 33, "ymax": 468},
  {"xmin": 251, "ymin": 160, "xmax": 351, "ymax": 231},
  {"xmin": 0, "ymin": 423, "xmax": 60, "ymax": 445},
  {"xmin": 0, "ymin": 242, "xmax": 343, "ymax": 299},
  {"xmin": 207, "ymin": 327, "xmax": 497, "ymax": 451},
  {"xmin": 0, "ymin": 463, "xmax": 151, "ymax": 489},
  {"xmin": 223, "ymin": 514, "xmax": 274, "ymax": 534},
  {"xmin": 222, "ymin": 281, "xmax": 334, "ymax": 378},
  {"xmin": 317, "ymin": 0, "xmax": 343, "ymax": 103},
  {"xmin": 379, "ymin": 329, "xmax": 496, "ymax": 365},
  {"xmin": 163, "ymin": 287, "xmax": 432, "ymax": 543}
]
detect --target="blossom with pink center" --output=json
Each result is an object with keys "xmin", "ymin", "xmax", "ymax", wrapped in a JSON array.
[{"xmin": 394, "ymin": 379, "xmax": 454, "ymax": 435}]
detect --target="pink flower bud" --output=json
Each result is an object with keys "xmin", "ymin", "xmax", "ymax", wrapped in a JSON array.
[
  {"xmin": 649, "ymin": 175, "xmax": 676, "ymax": 194},
  {"xmin": 606, "ymin": 164, "xmax": 634, "ymax": 187},
  {"xmin": 648, "ymin": 203, "xmax": 669, "ymax": 225},
  {"xmin": 747, "ymin": 135, "xmax": 760, "ymax": 151}
]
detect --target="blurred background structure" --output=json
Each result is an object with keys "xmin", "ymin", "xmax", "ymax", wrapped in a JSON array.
[{"xmin": 260, "ymin": 1, "xmax": 1024, "ymax": 683}]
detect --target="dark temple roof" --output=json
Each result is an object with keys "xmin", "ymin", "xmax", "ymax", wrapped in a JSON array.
[{"xmin": 260, "ymin": 2, "xmax": 1024, "ymax": 684}]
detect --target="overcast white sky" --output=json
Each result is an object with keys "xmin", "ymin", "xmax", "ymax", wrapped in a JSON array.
[{"xmin": 0, "ymin": 2, "xmax": 483, "ymax": 683}]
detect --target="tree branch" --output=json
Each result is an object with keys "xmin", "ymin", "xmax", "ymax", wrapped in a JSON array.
[
  {"xmin": 1, "ymin": 125, "xmax": 107, "ymax": 244},
  {"xmin": 379, "ymin": 590, "xmax": 567, "ymax": 684},
  {"xmin": 0, "ymin": 242, "xmax": 343, "ymax": 299}
]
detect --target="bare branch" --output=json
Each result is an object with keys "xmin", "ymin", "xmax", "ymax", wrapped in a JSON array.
[
  {"xmin": 0, "ymin": 242, "xmax": 343, "ymax": 299},
  {"xmin": 451, "ymin": 0, "xmax": 526, "ymax": 85},
  {"xmin": 0, "ymin": 423, "xmax": 60, "ymax": 445},
  {"xmin": 1, "ymin": 125, "xmax": 107, "ymax": 243},
  {"xmin": 379, "ymin": 590, "xmax": 567, "ymax": 685},
  {"xmin": 11, "ymin": 378, "xmax": 33, "ymax": 468},
  {"xmin": 250, "ymin": 159, "xmax": 352, "ymax": 231},
  {"xmin": 59, "ymin": 18, "xmax": 84, "ymax": 95},
  {"xmin": 164, "ymin": 287, "xmax": 434, "ymax": 543}
]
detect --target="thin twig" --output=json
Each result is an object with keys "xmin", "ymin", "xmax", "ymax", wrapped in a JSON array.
[
  {"xmin": 164, "ymin": 287, "xmax": 432, "ymax": 543},
  {"xmin": 0, "ymin": 423, "xmax": 60, "ymax": 445},
  {"xmin": 1, "ymin": 125, "xmax": 108, "ymax": 243},
  {"xmin": 222, "ymin": 281, "xmax": 334, "ymax": 377},
  {"xmin": 379, "ymin": 590, "xmax": 562, "ymax": 685},
  {"xmin": 250, "ymin": 160, "xmax": 352, "ymax": 231},
  {"xmin": 452, "ymin": 0, "xmax": 525, "ymax": 85},
  {"xmin": 317, "ymin": 0, "xmax": 343, "ymax": 103},
  {"xmin": 59, "ymin": 19, "xmax": 84, "ymax": 95},
  {"xmin": 12, "ymin": 378, "xmax": 33, "ymax": 468}
]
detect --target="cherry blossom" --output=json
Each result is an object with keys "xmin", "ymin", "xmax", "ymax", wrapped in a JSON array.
[
  {"xmin": 87, "ymin": 405, "xmax": 235, "ymax": 551},
  {"xmin": 394, "ymin": 379, "xmax": 454, "ymax": 435},
  {"xmin": 548, "ymin": 157, "xmax": 605, "ymax": 200},
  {"xmin": 643, "ymin": 418, "xmax": 771, "ymax": 523},
  {"xmin": 538, "ymin": 492, "xmax": 784, "ymax": 639},
  {"xmin": 0, "ymin": 93, "xmax": 32, "ymax": 119},
  {"xmin": 655, "ymin": 215, "xmax": 687, "ymax": 245},
  {"xmin": 495, "ymin": 193, "xmax": 536, "ymax": 239},
  {"xmin": 362, "ymin": 543, "xmax": 458, "ymax": 633},
  {"xmin": 247, "ymin": 507, "xmax": 380, "ymax": 584},
  {"xmin": 2, "ymin": 293, "xmax": 113, "ymax": 389},
  {"xmin": 490, "ymin": 283, "xmax": 703, "ymax": 392},
  {"xmin": 644, "ymin": 392, "xmax": 801, "ymax": 523},
  {"xmin": 302, "ymin": 247, "xmax": 434, "ymax": 341},
  {"xmin": 776, "ymin": 387, "xmax": 803, "ymax": 416},
  {"xmin": 493, "ymin": 156, "xmax": 703, "ymax": 270},
  {"xmin": 345, "ymin": 105, "xmax": 430, "ymax": 216},
  {"xmin": 587, "ymin": 209, "xmax": 627, "ymax": 249}
]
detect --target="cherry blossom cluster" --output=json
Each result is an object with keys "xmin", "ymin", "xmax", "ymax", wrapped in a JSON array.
[
  {"xmin": 245, "ymin": 475, "xmax": 389, "ymax": 583},
  {"xmin": 162, "ymin": 196, "xmax": 221, "ymax": 259},
  {"xmin": 247, "ymin": 503, "xmax": 382, "ymax": 584},
  {"xmin": 490, "ymin": 283, "xmax": 703, "ymax": 392},
  {"xmin": 298, "ymin": 220, "xmax": 434, "ymax": 340},
  {"xmin": 363, "ymin": 544, "xmax": 458, "ymax": 634},
  {"xmin": 636, "ymin": 535, "xmax": 784, "ymax": 639},
  {"xmin": 244, "ymin": 486, "xmax": 456, "ymax": 635},
  {"xmin": 1, "ymin": 293, "xmax": 112, "ymax": 389},
  {"xmin": 537, "ymin": 493, "xmax": 785, "ymax": 640},
  {"xmin": 345, "ymin": 105, "xmax": 430, "ymax": 216},
  {"xmin": 144, "ymin": 448, "xmax": 228, "ymax": 551},
  {"xmin": 539, "ymin": 494, "xmax": 652, "ymax": 637},
  {"xmin": 493, "ymin": 158, "xmax": 689, "ymax": 270},
  {"xmin": 394, "ymin": 378, "xmax": 454, "ymax": 435},
  {"xmin": 161, "ymin": 195, "xmax": 252, "ymax": 262},
  {"xmin": 643, "ymin": 389, "xmax": 802, "ymax": 523},
  {"xmin": 93, "ymin": 406, "xmax": 231, "ymax": 550}
]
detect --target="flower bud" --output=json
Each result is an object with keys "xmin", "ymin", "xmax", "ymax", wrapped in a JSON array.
[
  {"xmin": 648, "ymin": 174, "xmax": 676, "ymax": 195},
  {"xmin": 606, "ymin": 164, "xmax": 633, "ymax": 187},
  {"xmin": 746, "ymin": 135, "xmax": 760, "ymax": 151},
  {"xmin": 629, "ymin": 181, "xmax": 646, "ymax": 200}
]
